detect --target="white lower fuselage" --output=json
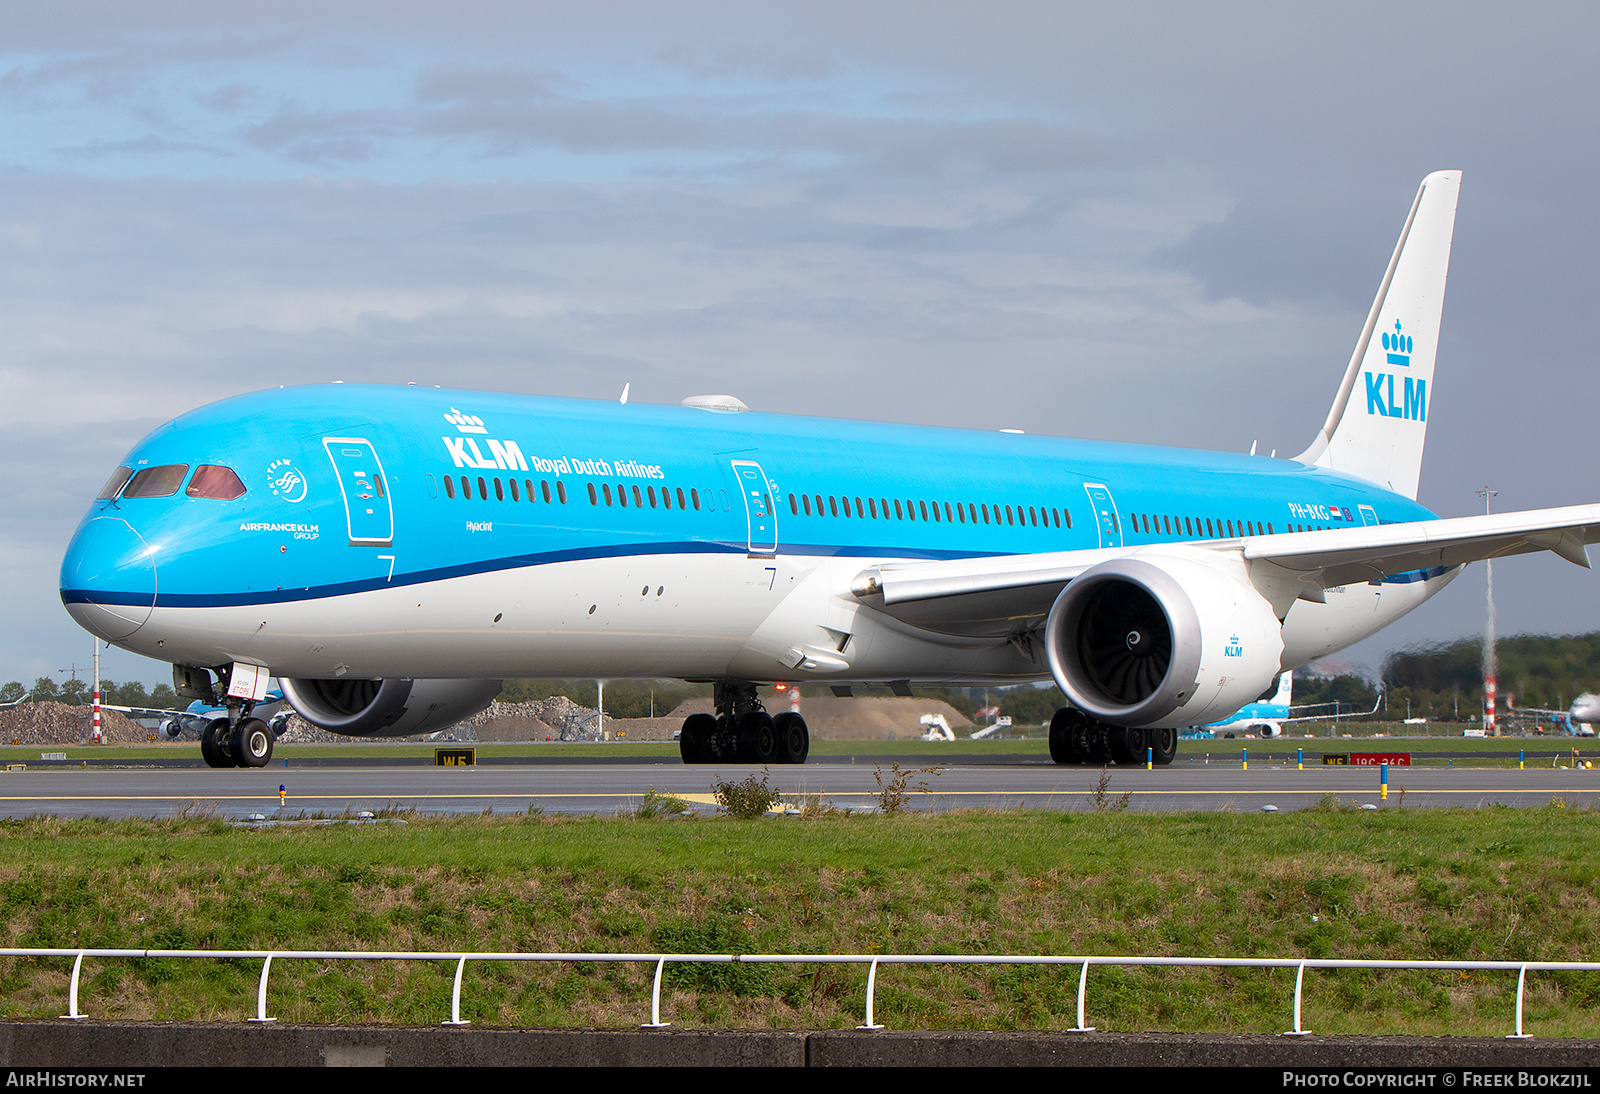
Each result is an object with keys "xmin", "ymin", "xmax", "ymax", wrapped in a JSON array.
[{"xmin": 96, "ymin": 551, "xmax": 1459, "ymax": 686}]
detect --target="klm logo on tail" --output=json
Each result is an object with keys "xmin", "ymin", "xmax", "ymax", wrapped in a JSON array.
[{"xmin": 1366, "ymin": 320, "xmax": 1426, "ymax": 421}]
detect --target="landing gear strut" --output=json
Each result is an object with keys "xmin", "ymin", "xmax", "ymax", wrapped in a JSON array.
[
  {"xmin": 1049, "ymin": 707, "xmax": 1175, "ymax": 766},
  {"xmin": 679, "ymin": 683, "xmax": 809, "ymax": 764}
]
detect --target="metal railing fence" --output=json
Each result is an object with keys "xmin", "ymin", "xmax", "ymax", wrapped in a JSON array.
[{"xmin": 1, "ymin": 947, "xmax": 1593, "ymax": 1038}]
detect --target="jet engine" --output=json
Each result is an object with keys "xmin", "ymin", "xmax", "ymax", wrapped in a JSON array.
[
  {"xmin": 278, "ymin": 678, "xmax": 502, "ymax": 738},
  {"xmin": 1044, "ymin": 552, "xmax": 1284, "ymax": 729}
]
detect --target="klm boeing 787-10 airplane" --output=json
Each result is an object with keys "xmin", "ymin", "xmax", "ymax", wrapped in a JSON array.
[{"xmin": 59, "ymin": 171, "xmax": 1600, "ymax": 769}]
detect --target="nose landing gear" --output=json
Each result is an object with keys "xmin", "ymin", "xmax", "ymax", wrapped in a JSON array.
[{"xmin": 199, "ymin": 712, "xmax": 276, "ymax": 768}]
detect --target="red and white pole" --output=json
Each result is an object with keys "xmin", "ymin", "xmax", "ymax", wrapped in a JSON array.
[{"xmin": 91, "ymin": 640, "xmax": 102, "ymax": 744}]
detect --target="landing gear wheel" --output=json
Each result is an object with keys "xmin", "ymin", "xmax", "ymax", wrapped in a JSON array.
[
  {"xmin": 200, "ymin": 717, "xmax": 233, "ymax": 769},
  {"xmin": 1109, "ymin": 725, "xmax": 1146, "ymax": 766},
  {"xmin": 231, "ymin": 718, "xmax": 274, "ymax": 768},
  {"xmin": 711, "ymin": 714, "xmax": 738, "ymax": 762},
  {"xmin": 773, "ymin": 712, "xmax": 809, "ymax": 764},
  {"xmin": 736, "ymin": 711, "xmax": 779, "ymax": 764},
  {"xmin": 1049, "ymin": 708, "xmax": 1093, "ymax": 765},
  {"xmin": 1149, "ymin": 726, "xmax": 1178, "ymax": 766},
  {"xmin": 679, "ymin": 713, "xmax": 716, "ymax": 764}
]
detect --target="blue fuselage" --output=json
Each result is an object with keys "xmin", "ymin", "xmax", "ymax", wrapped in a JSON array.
[{"xmin": 62, "ymin": 383, "xmax": 1435, "ymax": 614}]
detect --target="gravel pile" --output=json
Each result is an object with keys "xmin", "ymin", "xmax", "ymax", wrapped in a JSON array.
[{"xmin": 0, "ymin": 701, "xmax": 147, "ymax": 745}]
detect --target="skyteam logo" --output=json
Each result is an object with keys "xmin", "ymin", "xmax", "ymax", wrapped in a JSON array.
[
  {"xmin": 444, "ymin": 408, "xmax": 488, "ymax": 434},
  {"xmin": 1366, "ymin": 319, "xmax": 1427, "ymax": 421},
  {"xmin": 266, "ymin": 458, "xmax": 307, "ymax": 503}
]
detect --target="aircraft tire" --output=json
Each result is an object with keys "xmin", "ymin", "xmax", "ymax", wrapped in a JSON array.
[
  {"xmin": 231, "ymin": 718, "xmax": 274, "ymax": 768},
  {"xmin": 736, "ymin": 711, "xmax": 779, "ymax": 764},
  {"xmin": 679, "ymin": 713, "xmax": 716, "ymax": 763},
  {"xmin": 1048, "ymin": 708, "xmax": 1093, "ymax": 765},
  {"xmin": 200, "ymin": 717, "xmax": 232, "ymax": 769},
  {"xmin": 1150, "ymin": 726, "xmax": 1178, "ymax": 766},
  {"xmin": 774, "ymin": 712, "xmax": 809, "ymax": 764},
  {"xmin": 1109, "ymin": 725, "xmax": 1145, "ymax": 766}
]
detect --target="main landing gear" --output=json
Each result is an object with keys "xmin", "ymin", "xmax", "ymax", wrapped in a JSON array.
[
  {"xmin": 680, "ymin": 683, "xmax": 810, "ymax": 765},
  {"xmin": 1048, "ymin": 707, "xmax": 1176, "ymax": 766},
  {"xmin": 199, "ymin": 712, "xmax": 276, "ymax": 769}
]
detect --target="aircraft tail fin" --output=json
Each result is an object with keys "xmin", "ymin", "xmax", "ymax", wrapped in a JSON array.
[{"xmin": 1294, "ymin": 171, "xmax": 1460, "ymax": 499}]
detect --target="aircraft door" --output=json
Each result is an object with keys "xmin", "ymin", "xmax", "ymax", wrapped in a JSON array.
[
  {"xmin": 323, "ymin": 437, "xmax": 394, "ymax": 546},
  {"xmin": 1083, "ymin": 482, "xmax": 1123, "ymax": 549},
  {"xmin": 730, "ymin": 460, "xmax": 779, "ymax": 556}
]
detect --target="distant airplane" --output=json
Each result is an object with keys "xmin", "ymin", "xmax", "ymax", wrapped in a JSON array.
[
  {"xmin": 102, "ymin": 688, "xmax": 289, "ymax": 758},
  {"xmin": 59, "ymin": 171, "xmax": 1600, "ymax": 769},
  {"xmin": 1503, "ymin": 693, "xmax": 1600, "ymax": 737},
  {"xmin": 1195, "ymin": 673, "xmax": 1380, "ymax": 739}
]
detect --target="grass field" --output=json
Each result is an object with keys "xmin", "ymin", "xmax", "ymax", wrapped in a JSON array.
[{"xmin": 1, "ymin": 802, "xmax": 1597, "ymax": 1035}]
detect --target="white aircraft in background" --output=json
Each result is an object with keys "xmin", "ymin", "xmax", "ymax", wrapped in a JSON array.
[{"xmin": 1503, "ymin": 694, "xmax": 1600, "ymax": 737}]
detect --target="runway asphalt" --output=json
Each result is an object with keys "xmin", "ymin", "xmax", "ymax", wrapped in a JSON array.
[{"xmin": 0, "ymin": 753, "xmax": 1594, "ymax": 819}]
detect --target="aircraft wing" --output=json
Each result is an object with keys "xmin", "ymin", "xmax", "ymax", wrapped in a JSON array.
[{"xmin": 850, "ymin": 503, "xmax": 1600, "ymax": 638}]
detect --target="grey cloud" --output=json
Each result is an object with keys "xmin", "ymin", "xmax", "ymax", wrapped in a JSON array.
[
  {"xmin": 195, "ymin": 82, "xmax": 255, "ymax": 112},
  {"xmin": 653, "ymin": 41, "xmax": 837, "ymax": 84},
  {"xmin": 413, "ymin": 64, "xmax": 569, "ymax": 104}
]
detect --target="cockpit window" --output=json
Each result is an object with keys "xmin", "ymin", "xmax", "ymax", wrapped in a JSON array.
[
  {"xmin": 96, "ymin": 466, "xmax": 134, "ymax": 500},
  {"xmin": 122, "ymin": 464, "xmax": 190, "ymax": 499},
  {"xmin": 186, "ymin": 465, "xmax": 247, "ymax": 501}
]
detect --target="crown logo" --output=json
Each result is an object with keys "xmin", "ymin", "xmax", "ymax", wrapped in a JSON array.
[
  {"xmin": 444, "ymin": 407, "xmax": 487, "ymax": 434},
  {"xmin": 1382, "ymin": 320, "xmax": 1413, "ymax": 366}
]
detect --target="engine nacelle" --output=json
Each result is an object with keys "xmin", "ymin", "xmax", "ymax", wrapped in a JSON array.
[
  {"xmin": 279, "ymin": 678, "xmax": 502, "ymax": 738},
  {"xmin": 1044, "ymin": 551, "xmax": 1284, "ymax": 729}
]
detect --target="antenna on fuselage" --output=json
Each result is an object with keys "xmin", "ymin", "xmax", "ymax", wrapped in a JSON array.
[{"xmin": 619, "ymin": 383, "xmax": 630, "ymax": 405}]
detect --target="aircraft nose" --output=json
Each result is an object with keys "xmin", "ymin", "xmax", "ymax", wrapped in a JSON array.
[{"xmin": 59, "ymin": 516, "xmax": 158, "ymax": 641}]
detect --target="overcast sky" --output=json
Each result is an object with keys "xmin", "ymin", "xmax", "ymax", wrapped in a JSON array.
[{"xmin": 4, "ymin": 2, "xmax": 1597, "ymax": 690}]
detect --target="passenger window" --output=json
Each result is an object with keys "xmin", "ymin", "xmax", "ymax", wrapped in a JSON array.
[
  {"xmin": 634, "ymin": 485, "xmax": 644, "ymax": 507},
  {"xmin": 676, "ymin": 487, "xmax": 686, "ymax": 509},
  {"xmin": 691, "ymin": 488, "xmax": 701, "ymax": 510},
  {"xmin": 944, "ymin": 502, "xmax": 953, "ymax": 522},
  {"xmin": 829, "ymin": 496, "xmax": 838, "ymax": 517},
  {"xmin": 842, "ymin": 496, "xmax": 852, "ymax": 518},
  {"xmin": 444, "ymin": 476, "xmax": 456, "ymax": 499},
  {"xmin": 969, "ymin": 503, "xmax": 978, "ymax": 523},
  {"xmin": 588, "ymin": 483, "xmax": 598, "ymax": 505},
  {"xmin": 868, "ymin": 498, "xmax": 878, "ymax": 518},
  {"xmin": 460, "ymin": 476, "xmax": 470, "ymax": 499},
  {"xmin": 919, "ymin": 500, "xmax": 929, "ymax": 521},
  {"xmin": 97, "ymin": 466, "xmax": 134, "ymax": 500},
  {"xmin": 476, "ymin": 477, "xmax": 488, "ymax": 500},
  {"xmin": 557, "ymin": 481, "xmax": 567, "ymax": 504},
  {"xmin": 494, "ymin": 478, "xmax": 505, "ymax": 502},
  {"xmin": 956, "ymin": 504, "xmax": 965, "ymax": 523},
  {"xmin": 605, "ymin": 484, "xmax": 615, "ymax": 506},
  {"xmin": 523, "ymin": 478, "xmax": 532, "ymax": 501},
  {"xmin": 856, "ymin": 496, "xmax": 865, "ymax": 518},
  {"xmin": 894, "ymin": 499, "xmax": 904, "ymax": 520},
  {"xmin": 186, "ymin": 465, "xmax": 247, "ymax": 501},
  {"xmin": 543, "ymin": 480, "xmax": 553, "ymax": 503},
  {"xmin": 662, "ymin": 486, "xmax": 672, "ymax": 509},
  {"xmin": 1063, "ymin": 508, "xmax": 1071, "ymax": 529},
  {"xmin": 123, "ymin": 464, "xmax": 190, "ymax": 499},
  {"xmin": 790, "ymin": 493, "xmax": 799, "ymax": 515}
]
